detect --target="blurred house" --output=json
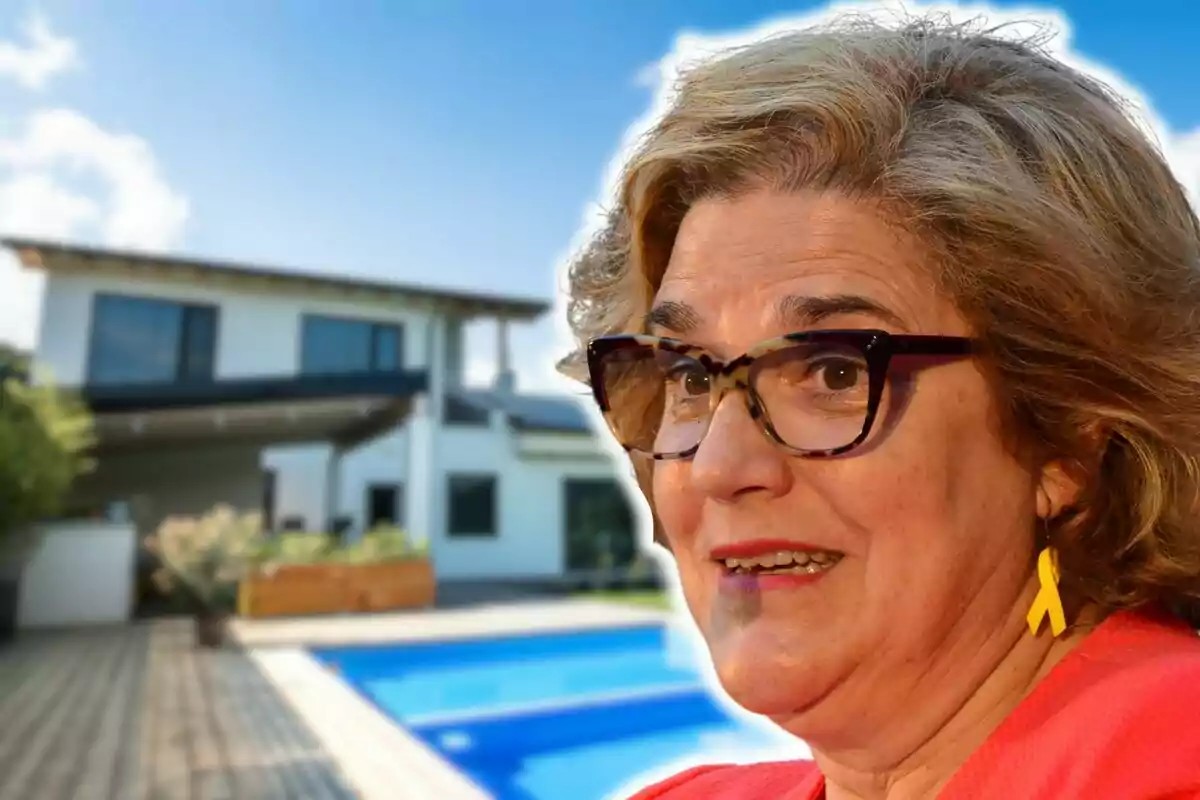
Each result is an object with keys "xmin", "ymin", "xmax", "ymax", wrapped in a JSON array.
[{"xmin": 5, "ymin": 238, "xmax": 638, "ymax": 628}]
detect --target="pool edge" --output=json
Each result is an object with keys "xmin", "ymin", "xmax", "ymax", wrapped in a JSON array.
[{"xmin": 248, "ymin": 646, "xmax": 495, "ymax": 800}]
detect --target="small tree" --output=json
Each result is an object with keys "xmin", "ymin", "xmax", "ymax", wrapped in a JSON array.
[
  {"xmin": 0, "ymin": 360, "xmax": 95, "ymax": 563},
  {"xmin": 145, "ymin": 504, "xmax": 267, "ymax": 616}
]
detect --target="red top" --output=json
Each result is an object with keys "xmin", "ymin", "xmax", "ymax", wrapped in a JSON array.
[{"xmin": 627, "ymin": 609, "xmax": 1200, "ymax": 799}]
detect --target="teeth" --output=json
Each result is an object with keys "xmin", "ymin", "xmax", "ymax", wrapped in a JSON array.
[{"xmin": 721, "ymin": 550, "xmax": 842, "ymax": 574}]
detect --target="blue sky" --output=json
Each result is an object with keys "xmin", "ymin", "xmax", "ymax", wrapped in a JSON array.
[{"xmin": 1, "ymin": 0, "xmax": 1198, "ymax": 390}]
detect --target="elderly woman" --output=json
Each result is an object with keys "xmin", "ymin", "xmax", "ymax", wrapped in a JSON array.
[{"xmin": 558, "ymin": 16, "xmax": 1200, "ymax": 800}]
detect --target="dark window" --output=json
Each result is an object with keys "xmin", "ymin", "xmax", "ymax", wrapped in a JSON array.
[
  {"xmin": 443, "ymin": 395, "xmax": 490, "ymax": 425},
  {"xmin": 300, "ymin": 315, "xmax": 404, "ymax": 376},
  {"xmin": 331, "ymin": 516, "xmax": 354, "ymax": 540},
  {"xmin": 180, "ymin": 304, "xmax": 217, "ymax": 382},
  {"xmin": 87, "ymin": 293, "xmax": 218, "ymax": 386},
  {"xmin": 564, "ymin": 479, "xmax": 636, "ymax": 571},
  {"xmin": 262, "ymin": 469, "xmax": 277, "ymax": 532},
  {"xmin": 374, "ymin": 326, "xmax": 401, "ymax": 372},
  {"xmin": 366, "ymin": 483, "xmax": 402, "ymax": 528},
  {"xmin": 447, "ymin": 474, "xmax": 497, "ymax": 537}
]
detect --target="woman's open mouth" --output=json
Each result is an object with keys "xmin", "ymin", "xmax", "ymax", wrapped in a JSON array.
[
  {"xmin": 710, "ymin": 540, "xmax": 846, "ymax": 590},
  {"xmin": 720, "ymin": 549, "xmax": 844, "ymax": 576}
]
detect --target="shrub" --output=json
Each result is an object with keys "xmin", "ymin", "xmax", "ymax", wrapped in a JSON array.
[
  {"xmin": 145, "ymin": 505, "xmax": 266, "ymax": 613},
  {"xmin": 330, "ymin": 525, "xmax": 425, "ymax": 564},
  {"xmin": 271, "ymin": 532, "xmax": 338, "ymax": 565},
  {"xmin": 0, "ymin": 363, "xmax": 94, "ymax": 562}
]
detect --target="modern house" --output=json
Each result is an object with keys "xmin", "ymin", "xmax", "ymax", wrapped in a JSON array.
[{"xmin": 4, "ymin": 238, "xmax": 639, "ymax": 629}]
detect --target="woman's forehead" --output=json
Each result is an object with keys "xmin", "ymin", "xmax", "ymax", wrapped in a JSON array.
[
  {"xmin": 667, "ymin": 189, "xmax": 912, "ymax": 271},
  {"xmin": 651, "ymin": 190, "xmax": 963, "ymax": 344}
]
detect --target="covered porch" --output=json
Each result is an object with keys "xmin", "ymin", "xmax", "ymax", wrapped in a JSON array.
[{"xmin": 19, "ymin": 371, "xmax": 426, "ymax": 629}]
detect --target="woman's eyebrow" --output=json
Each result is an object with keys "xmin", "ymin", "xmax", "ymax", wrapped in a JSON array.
[
  {"xmin": 644, "ymin": 300, "xmax": 701, "ymax": 333},
  {"xmin": 645, "ymin": 294, "xmax": 906, "ymax": 334},
  {"xmin": 777, "ymin": 293, "xmax": 907, "ymax": 329}
]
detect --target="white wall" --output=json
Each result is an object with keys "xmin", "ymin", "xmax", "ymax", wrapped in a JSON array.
[
  {"xmin": 261, "ymin": 430, "xmax": 411, "ymax": 534},
  {"xmin": 35, "ymin": 270, "xmax": 441, "ymax": 385},
  {"xmin": 433, "ymin": 424, "xmax": 621, "ymax": 579},
  {"xmin": 262, "ymin": 443, "xmax": 335, "ymax": 532},
  {"xmin": 261, "ymin": 416, "xmax": 626, "ymax": 580},
  {"xmin": 18, "ymin": 520, "xmax": 138, "ymax": 628},
  {"xmin": 338, "ymin": 427, "xmax": 410, "ymax": 521}
]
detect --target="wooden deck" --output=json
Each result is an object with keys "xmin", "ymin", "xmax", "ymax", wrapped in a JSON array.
[{"xmin": 0, "ymin": 619, "xmax": 359, "ymax": 800}]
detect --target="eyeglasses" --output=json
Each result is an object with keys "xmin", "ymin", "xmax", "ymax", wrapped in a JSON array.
[{"xmin": 586, "ymin": 329, "xmax": 975, "ymax": 460}]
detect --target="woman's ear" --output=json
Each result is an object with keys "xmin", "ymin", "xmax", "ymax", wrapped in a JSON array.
[
  {"xmin": 1035, "ymin": 459, "xmax": 1085, "ymax": 520},
  {"xmin": 1036, "ymin": 424, "xmax": 1106, "ymax": 520}
]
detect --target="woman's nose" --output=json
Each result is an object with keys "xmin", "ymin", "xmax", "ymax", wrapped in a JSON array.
[{"xmin": 688, "ymin": 391, "xmax": 793, "ymax": 503}]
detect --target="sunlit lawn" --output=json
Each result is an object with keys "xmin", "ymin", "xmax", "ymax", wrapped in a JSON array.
[{"xmin": 576, "ymin": 589, "xmax": 674, "ymax": 609}]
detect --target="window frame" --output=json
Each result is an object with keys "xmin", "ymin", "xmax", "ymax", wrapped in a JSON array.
[
  {"xmin": 298, "ymin": 313, "xmax": 405, "ymax": 377},
  {"xmin": 86, "ymin": 292, "xmax": 220, "ymax": 386},
  {"xmin": 365, "ymin": 481, "xmax": 404, "ymax": 530},
  {"xmin": 446, "ymin": 473, "xmax": 498, "ymax": 538}
]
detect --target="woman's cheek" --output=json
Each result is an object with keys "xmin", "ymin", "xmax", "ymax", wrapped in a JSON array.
[{"xmin": 652, "ymin": 461, "xmax": 700, "ymax": 547}]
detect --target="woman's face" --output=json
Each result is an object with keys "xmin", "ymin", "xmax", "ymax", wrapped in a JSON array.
[{"xmin": 649, "ymin": 189, "xmax": 1053, "ymax": 736}]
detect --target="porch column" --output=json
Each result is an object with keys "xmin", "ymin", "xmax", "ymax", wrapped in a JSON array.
[
  {"xmin": 494, "ymin": 317, "xmax": 516, "ymax": 394},
  {"xmin": 325, "ymin": 444, "xmax": 343, "ymax": 537},
  {"xmin": 407, "ymin": 316, "xmax": 447, "ymax": 555},
  {"xmin": 496, "ymin": 317, "xmax": 511, "ymax": 380}
]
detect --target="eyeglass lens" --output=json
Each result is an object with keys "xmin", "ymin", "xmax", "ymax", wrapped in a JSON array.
[{"xmin": 598, "ymin": 340, "xmax": 891, "ymax": 456}]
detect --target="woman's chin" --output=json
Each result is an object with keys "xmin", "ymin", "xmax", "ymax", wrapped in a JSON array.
[{"xmin": 706, "ymin": 630, "xmax": 833, "ymax": 718}]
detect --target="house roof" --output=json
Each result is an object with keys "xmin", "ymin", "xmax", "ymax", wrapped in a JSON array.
[
  {"xmin": 448, "ymin": 388, "xmax": 597, "ymax": 434},
  {"xmin": 3, "ymin": 237, "xmax": 551, "ymax": 321}
]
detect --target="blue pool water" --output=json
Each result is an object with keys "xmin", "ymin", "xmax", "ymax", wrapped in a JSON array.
[{"xmin": 313, "ymin": 624, "xmax": 797, "ymax": 800}]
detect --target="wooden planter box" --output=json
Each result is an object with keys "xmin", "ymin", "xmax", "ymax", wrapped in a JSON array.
[{"xmin": 238, "ymin": 559, "xmax": 435, "ymax": 618}]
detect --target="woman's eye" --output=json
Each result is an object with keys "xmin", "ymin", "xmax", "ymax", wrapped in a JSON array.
[
  {"xmin": 813, "ymin": 358, "xmax": 864, "ymax": 391},
  {"xmin": 776, "ymin": 355, "xmax": 867, "ymax": 393},
  {"xmin": 665, "ymin": 364, "xmax": 709, "ymax": 396}
]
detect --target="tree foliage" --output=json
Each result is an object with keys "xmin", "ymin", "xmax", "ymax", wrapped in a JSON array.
[
  {"xmin": 0, "ymin": 356, "xmax": 95, "ymax": 561},
  {"xmin": 145, "ymin": 504, "xmax": 266, "ymax": 611}
]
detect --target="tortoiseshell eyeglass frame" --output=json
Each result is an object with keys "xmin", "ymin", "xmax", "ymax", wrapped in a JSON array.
[{"xmin": 586, "ymin": 329, "xmax": 976, "ymax": 460}]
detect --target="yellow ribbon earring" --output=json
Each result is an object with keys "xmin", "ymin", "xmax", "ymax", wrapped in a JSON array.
[{"xmin": 1026, "ymin": 545, "xmax": 1067, "ymax": 637}]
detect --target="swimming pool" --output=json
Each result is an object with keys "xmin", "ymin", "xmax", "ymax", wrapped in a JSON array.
[{"xmin": 312, "ymin": 623, "xmax": 799, "ymax": 800}]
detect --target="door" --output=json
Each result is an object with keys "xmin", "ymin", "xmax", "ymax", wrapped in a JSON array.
[
  {"xmin": 564, "ymin": 479, "xmax": 636, "ymax": 571},
  {"xmin": 366, "ymin": 483, "xmax": 401, "ymax": 529},
  {"xmin": 262, "ymin": 469, "xmax": 277, "ymax": 533}
]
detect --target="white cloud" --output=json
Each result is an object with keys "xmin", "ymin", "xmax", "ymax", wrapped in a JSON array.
[
  {"xmin": 0, "ymin": 170, "xmax": 99, "ymax": 237},
  {"xmin": 0, "ymin": 10, "xmax": 79, "ymax": 91},
  {"xmin": 0, "ymin": 10, "xmax": 187, "ymax": 350},
  {"xmin": 0, "ymin": 108, "xmax": 190, "ymax": 249},
  {"xmin": 462, "ymin": 326, "xmax": 569, "ymax": 394},
  {"xmin": 632, "ymin": 60, "xmax": 660, "ymax": 90},
  {"xmin": 464, "ymin": 352, "xmax": 496, "ymax": 387}
]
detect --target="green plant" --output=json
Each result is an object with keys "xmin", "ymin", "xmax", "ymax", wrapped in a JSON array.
[
  {"xmin": 332, "ymin": 525, "xmax": 424, "ymax": 564},
  {"xmin": 145, "ymin": 505, "xmax": 267, "ymax": 613},
  {"xmin": 271, "ymin": 532, "xmax": 337, "ymax": 565},
  {"xmin": 0, "ymin": 365, "xmax": 95, "ymax": 563},
  {"xmin": 575, "ymin": 589, "xmax": 672, "ymax": 609},
  {"xmin": 408, "ymin": 532, "xmax": 430, "ymax": 558}
]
